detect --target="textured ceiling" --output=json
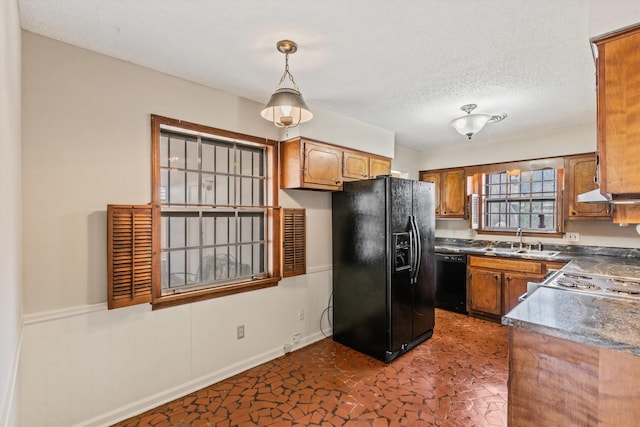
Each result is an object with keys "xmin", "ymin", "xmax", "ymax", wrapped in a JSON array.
[{"xmin": 18, "ymin": 0, "xmax": 608, "ymax": 150}]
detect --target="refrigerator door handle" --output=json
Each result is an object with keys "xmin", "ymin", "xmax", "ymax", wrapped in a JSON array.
[
  {"xmin": 409, "ymin": 215, "xmax": 421, "ymax": 284},
  {"xmin": 413, "ymin": 215, "xmax": 422, "ymax": 284}
]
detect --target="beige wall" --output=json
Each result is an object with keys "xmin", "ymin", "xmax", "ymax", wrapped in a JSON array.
[
  {"xmin": 392, "ymin": 144, "xmax": 421, "ymax": 181},
  {"xmin": 589, "ymin": 0, "xmax": 640, "ymax": 37},
  {"xmin": 0, "ymin": 1, "xmax": 22, "ymax": 425},
  {"xmin": 286, "ymin": 103, "xmax": 395, "ymax": 158},
  {"xmin": 415, "ymin": 123, "xmax": 597, "ymax": 170},
  {"xmin": 393, "ymin": 124, "xmax": 640, "ymax": 248},
  {"xmin": 18, "ymin": 31, "xmax": 391, "ymax": 426}
]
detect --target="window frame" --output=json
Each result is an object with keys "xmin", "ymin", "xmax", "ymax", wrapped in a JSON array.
[
  {"xmin": 480, "ymin": 168, "xmax": 562, "ymax": 234},
  {"xmin": 466, "ymin": 157, "xmax": 565, "ymax": 238},
  {"xmin": 150, "ymin": 115, "xmax": 281, "ymax": 309}
]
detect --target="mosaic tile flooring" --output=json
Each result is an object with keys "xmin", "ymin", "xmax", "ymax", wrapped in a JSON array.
[{"xmin": 114, "ymin": 309, "xmax": 508, "ymax": 426}]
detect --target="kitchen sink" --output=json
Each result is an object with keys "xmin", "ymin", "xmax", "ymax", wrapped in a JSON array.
[{"xmin": 480, "ymin": 247, "xmax": 560, "ymax": 257}]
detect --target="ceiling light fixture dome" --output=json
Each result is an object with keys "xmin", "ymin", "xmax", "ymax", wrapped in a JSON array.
[
  {"xmin": 449, "ymin": 104, "xmax": 507, "ymax": 140},
  {"xmin": 260, "ymin": 40, "xmax": 313, "ymax": 129}
]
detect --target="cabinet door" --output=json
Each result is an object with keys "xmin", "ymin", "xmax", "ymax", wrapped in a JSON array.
[
  {"xmin": 441, "ymin": 169, "xmax": 466, "ymax": 218},
  {"xmin": 342, "ymin": 151, "xmax": 369, "ymax": 181},
  {"xmin": 565, "ymin": 155, "xmax": 611, "ymax": 220},
  {"xmin": 370, "ymin": 157, "xmax": 391, "ymax": 178},
  {"xmin": 596, "ymin": 26, "xmax": 640, "ymax": 196},
  {"xmin": 419, "ymin": 172, "xmax": 441, "ymax": 215},
  {"xmin": 467, "ymin": 267, "xmax": 502, "ymax": 316},
  {"xmin": 545, "ymin": 261, "xmax": 567, "ymax": 274},
  {"xmin": 303, "ymin": 141, "xmax": 342, "ymax": 189},
  {"xmin": 504, "ymin": 272, "xmax": 543, "ymax": 314}
]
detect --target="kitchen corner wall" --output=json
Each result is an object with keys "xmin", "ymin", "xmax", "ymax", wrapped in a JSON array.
[
  {"xmin": 19, "ymin": 31, "xmax": 392, "ymax": 426},
  {"xmin": 394, "ymin": 125, "xmax": 640, "ymax": 249},
  {"xmin": 0, "ymin": 2, "xmax": 22, "ymax": 427}
]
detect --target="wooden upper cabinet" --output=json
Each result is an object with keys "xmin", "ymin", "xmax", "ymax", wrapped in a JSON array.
[
  {"xmin": 419, "ymin": 167, "xmax": 466, "ymax": 218},
  {"xmin": 419, "ymin": 172, "xmax": 441, "ymax": 215},
  {"xmin": 304, "ymin": 141, "xmax": 342, "ymax": 188},
  {"xmin": 441, "ymin": 169, "xmax": 466, "ymax": 217},
  {"xmin": 280, "ymin": 137, "xmax": 392, "ymax": 191},
  {"xmin": 565, "ymin": 153, "xmax": 611, "ymax": 220},
  {"xmin": 280, "ymin": 138, "xmax": 342, "ymax": 190},
  {"xmin": 594, "ymin": 24, "xmax": 640, "ymax": 197},
  {"xmin": 342, "ymin": 151, "xmax": 369, "ymax": 181},
  {"xmin": 369, "ymin": 156, "xmax": 391, "ymax": 178}
]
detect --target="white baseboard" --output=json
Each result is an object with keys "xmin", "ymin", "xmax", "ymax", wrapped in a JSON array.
[
  {"xmin": 73, "ymin": 331, "xmax": 330, "ymax": 427},
  {"xmin": 0, "ymin": 322, "xmax": 23, "ymax": 427}
]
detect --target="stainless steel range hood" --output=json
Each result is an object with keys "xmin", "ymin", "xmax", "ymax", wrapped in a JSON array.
[
  {"xmin": 577, "ymin": 188, "xmax": 640, "ymax": 205},
  {"xmin": 577, "ymin": 188, "xmax": 611, "ymax": 203}
]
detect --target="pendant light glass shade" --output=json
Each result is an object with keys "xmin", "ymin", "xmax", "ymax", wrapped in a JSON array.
[
  {"xmin": 261, "ymin": 40, "xmax": 313, "ymax": 129},
  {"xmin": 450, "ymin": 104, "xmax": 505, "ymax": 140},
  {"xmin": 260, "ymin": 88, "xmax": 313, "ymax": 128},
  {"xmin": 449, "ymin": 113, "xmax": 491, "ymax": 139}
]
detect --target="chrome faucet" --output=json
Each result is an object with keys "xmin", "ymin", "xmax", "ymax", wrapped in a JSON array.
[{"xmin": 516, "ymin": 227, "xmax": 523, "ymax": 250}]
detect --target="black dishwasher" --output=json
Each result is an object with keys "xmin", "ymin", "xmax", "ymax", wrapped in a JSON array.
[{"xmin": 435, "ymin": 252, "xmax": 467, "ymax": 314}]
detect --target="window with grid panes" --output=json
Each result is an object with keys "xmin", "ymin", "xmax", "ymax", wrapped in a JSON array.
[
  {"xmin": 482, "ymin": 169, "xmax": 559, "ymax": 232},
  {"xmin": 152, "ymin": 116, "xmax": 279, "ymax": 302}
]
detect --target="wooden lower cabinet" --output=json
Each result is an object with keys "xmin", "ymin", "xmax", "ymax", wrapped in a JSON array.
[
  {"xmin": 467, "ymin": 267, "xmax": 502, "ymax": 317},
  {"xmin": 503, "ymin": 272, "xmax": 537, "ymax": 314},
  {"xmin": 509, "ymin": 327, "xmax": 640, "ymax": 426},
  {"xmin": 467, "ymin": 255, "xmax": 565, "ymax": 321}
]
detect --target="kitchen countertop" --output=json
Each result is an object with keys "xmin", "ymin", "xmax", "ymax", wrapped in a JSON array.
[
  {"xmin": 502, "ymin": 285, "xmax": 640, "ymax": 356},
  {"xmin": 502, "ymin": 257, "xmax": 640, "ymax": 356},
  {"xmin": 436, "ymin": 237, "xmax": 640, "ymax": 263},
  {"xmin": 435, "ymin": 238, "xmax": 640, "ymax": 356}
]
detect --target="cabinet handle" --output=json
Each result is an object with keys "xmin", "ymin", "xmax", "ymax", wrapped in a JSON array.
[
  {"xmin": 335, "ymin": 180, "xmax": 341, "ymax": 184},
  {"xmin": 507, "ymin": 276, "xmax": 511, "ymax": 281},
  {"xmin": 494, "ymin": 274, "xmax": 499, "ymax": 280},
  {"xmin": 443, "ymin": 211, "xmax": 447, "ymax": 215},
  {"xmin": 571, "ymin": 211, "xmax": 577, "ymax": 215}
]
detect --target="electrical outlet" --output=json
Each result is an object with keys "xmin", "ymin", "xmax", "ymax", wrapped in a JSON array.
[
  {"xmin": 565, "ymin": 232, "xmax": 580, "ymax": 242},
  {"xmin": 297, "ymin": 308, "xmax": 304, "ymax": 321},
  {"xmin": 292, "ymin": 333, "xmax": 301, "ymax": 344},
  {"xmin": 237, "ymin": 325, "xmax": 245, "ymax": 340},
  {"xmin": 283, "ymin": 343, "xmax": 292, "ymax": 354}
]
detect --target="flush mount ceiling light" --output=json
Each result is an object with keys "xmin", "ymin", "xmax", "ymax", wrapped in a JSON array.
[
  {"xmin": 260, "ymin": 40, "xmax": 313, "ymax": 129},
  {"xmin": 449, "ymin": 104, "xmax": 507, "ymax": 140}
]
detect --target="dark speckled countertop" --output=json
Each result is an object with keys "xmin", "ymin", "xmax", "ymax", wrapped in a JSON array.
[
  {"xmin": 435, "ymin": 238, "xmax": 640, "ymax": 356},
  {"xmin": 502, "ymin": 287, "xmax": 640, "ymax": 355}
]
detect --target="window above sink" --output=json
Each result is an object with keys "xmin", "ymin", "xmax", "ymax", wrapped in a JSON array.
[{"xmin": 466, "ymin": 156, "xmax": 565, "ymax": 238}]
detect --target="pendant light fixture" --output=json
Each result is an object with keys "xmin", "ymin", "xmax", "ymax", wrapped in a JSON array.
[
  {"xmin": 260, "ymin": 40, "xmax": 313, "ymax": 129},
  {"xmin": 449, "ymin": 104, "xmax": 507, "ymax": 140}
]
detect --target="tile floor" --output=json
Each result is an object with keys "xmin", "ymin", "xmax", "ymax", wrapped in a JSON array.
[{"xmin": 114, "ymin": 309, "xmax": 508, "ymax": 427}]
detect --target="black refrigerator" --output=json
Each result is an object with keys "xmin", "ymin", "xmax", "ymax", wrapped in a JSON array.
[{"xmin": 332, "ymin": 176, "xmax": 436, "ymax": 362}]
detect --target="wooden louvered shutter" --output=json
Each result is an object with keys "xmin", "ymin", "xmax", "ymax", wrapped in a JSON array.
[
  {"xmin": 282, "ymin": 208, "xmax": 306, "ymax": 277},
  {"xmin": 107, "ymin": 204, "xmax": 153, "ymax": 309}
]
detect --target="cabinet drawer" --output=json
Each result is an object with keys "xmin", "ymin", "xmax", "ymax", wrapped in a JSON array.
[{"xmin": 469, "ymin": 255, "xmax": 543, "ymax": 274}]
